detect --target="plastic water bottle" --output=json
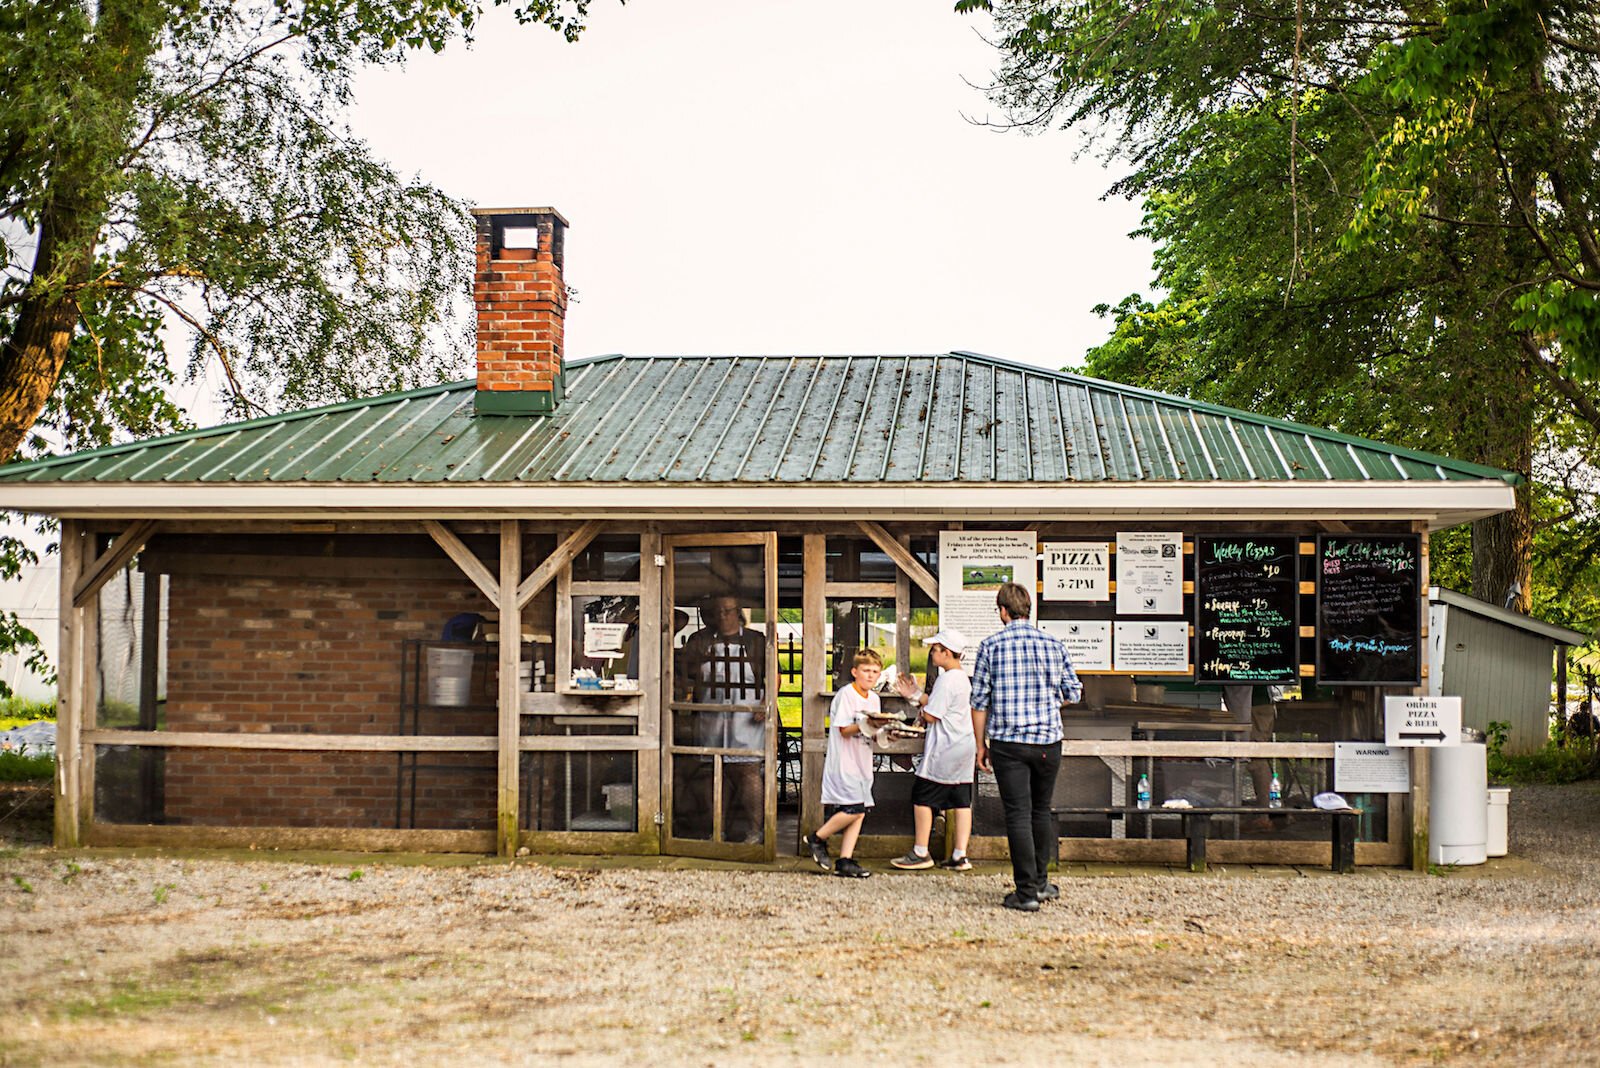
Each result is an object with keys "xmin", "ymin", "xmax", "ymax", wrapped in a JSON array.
[
  {"xmin": 1136, "ymin": 773, "xmax": 1151, "ymax": 810},
  {"xmin": 1268, "ymin": 774, "xmax": 1283, "ymax": 809}
]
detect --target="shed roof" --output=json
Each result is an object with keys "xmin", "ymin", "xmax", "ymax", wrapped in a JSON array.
[
  {"xmin": 1429, "ymin": 586, "xmax": 1589, "ymax": 645},
  {"xmin": 0, "ymin": 352, "xmax": 1523, "ymax": 487}
]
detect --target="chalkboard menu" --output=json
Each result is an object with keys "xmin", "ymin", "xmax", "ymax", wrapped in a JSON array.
[
  {"xmin": 1195, "ymin": 535, "xmax": 1300, "ymax": 684},
  {"xmin": 1316, "ymin": 534, "xmax": 1422, "ymax": 684}
]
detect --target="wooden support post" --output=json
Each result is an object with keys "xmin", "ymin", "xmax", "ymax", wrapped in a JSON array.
[
  {"xmin": 497, "ymin": 519, "xmax": 522, "ymax": 856},
  {"xmin": 54, "ymin": 521, "xmax": 88, "ymax": 847},
  {"xmin": 138, "ymin": 571, "xmax": 162, "ymax": 821},
  {"xmin": 855, "ymin": 520, "xmax": 938, "ymax": 601},
  {"xmin": 637, "ymin": 526, "xmax": 663, "ymax": 850},
  {"xmin": 1410, "ymin": 525, "xmax": 1431, "ymax": 872},
  {"xmin": 1556, "ymin": 646, "xmax": 1569, "ymax": 738},
  {"xmin": 800, "ymin": 534, "xmax": 826, "ymax": 839}
]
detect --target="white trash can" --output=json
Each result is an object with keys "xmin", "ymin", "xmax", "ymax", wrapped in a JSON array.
[
  {"xmin": 1428, "ymin": 727, "xmax": 1487, "ymax": 866},
  {"xmin": 1486, "ymin": 787, "xmax": 1510, "ymax": 857}
]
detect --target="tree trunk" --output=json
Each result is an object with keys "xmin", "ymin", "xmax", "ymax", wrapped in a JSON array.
[
  {"xmin": 0, "ymin": 220, "xmax": 92, "ymax": 460},
  {"xmin": 0, "ymin": 0, "xmax": 163, "ymax": 460},
  {"xmin": 1471, "ymin": 485, "xmax": 1532, "ymax": 612}
]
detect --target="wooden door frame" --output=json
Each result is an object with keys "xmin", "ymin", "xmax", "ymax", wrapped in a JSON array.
[{"xmin": 660, "ymin": 531, "xmax": 779, "ymax": 860}]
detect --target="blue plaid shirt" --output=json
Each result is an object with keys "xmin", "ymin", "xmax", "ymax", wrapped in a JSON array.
[{"xmin": 970, "ymin": 620, "xmax": 1082, "ymax": 744}]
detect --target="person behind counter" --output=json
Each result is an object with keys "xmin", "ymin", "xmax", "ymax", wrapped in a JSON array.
[
  {"xmin": 891, "ymin": 628, "xmax": 975, "ymax": 871},
  {"xmin": 678, "ymin": 595, "xmax": 767, "ymax": 844},
  {"xmin": 971, "ymin": 582, "xmax": 1083, "ymax": 912},
  {"xmin": 803, "ymin": 648, "xmax": 883, "ymax": 878}
]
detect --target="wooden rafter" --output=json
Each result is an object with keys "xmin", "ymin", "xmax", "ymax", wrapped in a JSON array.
[
  {"xmin": 72, "ymin": 519, "xmax": 158, "ymax": 607},
  {"xmin": 423, "ymin": 519, "xmax": 499, "ymax": 603},
  {"xmin": 516, "ymin": 519, "xmax": 604, "ymax": 609},
  {"xmin": 854, "ymin": 520, "xmax": 938, "ymax": 601}
]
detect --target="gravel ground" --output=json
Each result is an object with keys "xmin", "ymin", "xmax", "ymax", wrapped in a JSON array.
[{"xmin": 1, "ymin": 782, "xmax": 1598, "ymax": 1066}]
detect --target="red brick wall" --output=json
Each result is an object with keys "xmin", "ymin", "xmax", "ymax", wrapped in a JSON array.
[{"xmin": 161, "ymin": 571, "xmax": 497, "ymax": 829}]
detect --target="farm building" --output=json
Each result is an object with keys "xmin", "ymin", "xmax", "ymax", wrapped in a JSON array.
[{"xmin": 0, "ymin": 207, "xmax": 1519, "ymax": 868}]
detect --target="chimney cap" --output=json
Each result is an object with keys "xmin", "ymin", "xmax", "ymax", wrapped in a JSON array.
[{"xmin": 470, "ymin": 206, "xmax": 570, "ymax": 227}]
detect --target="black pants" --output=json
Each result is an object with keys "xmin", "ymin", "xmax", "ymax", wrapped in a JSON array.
[{"xmin": 989, "ymin": 739, "xmax": 1062, "ymax": 899}]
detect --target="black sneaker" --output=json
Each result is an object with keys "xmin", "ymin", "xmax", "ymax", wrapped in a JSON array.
[
  {"xmin": 889, "ymin": 850, "xmax": 934, "ymax": 870},
  {"xmin": 803, "ymin": 833, "xmax": 831, "ymax": 872},
  {"xmin": 1002, "ymin": 891, "xmax": 1040, "ymax": 912},
  {"xmin": 1038, "ymin": 883, "xmax": 1060, "ymax": 901},
  {"xmin": 938, "ymin": 856, "xmax": 972, "ymax": 871},
  {"xmin": 834, "ymin": 857, "xmax": 871, "ymax": 879}
]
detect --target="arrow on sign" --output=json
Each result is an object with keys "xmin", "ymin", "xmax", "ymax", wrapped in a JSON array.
[{"xmin": 1399, "ymin": 730, "xmax": 1446, "ymax": 743}]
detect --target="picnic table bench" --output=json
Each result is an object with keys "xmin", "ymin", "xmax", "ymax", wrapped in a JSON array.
[{"xmin": 1052, "ymin": 806, "xmax": 1360, "ymax": 874}]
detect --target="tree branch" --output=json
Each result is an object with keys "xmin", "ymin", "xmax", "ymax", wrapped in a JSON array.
[{"xmin": 137, "ymin": 288, "xmax": 265, "ymax": 418}]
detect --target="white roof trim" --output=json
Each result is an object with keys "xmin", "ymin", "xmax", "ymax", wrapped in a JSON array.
[{"xmin": 0, "ymin": 479, "xmax": 1515, "ymax": 530}]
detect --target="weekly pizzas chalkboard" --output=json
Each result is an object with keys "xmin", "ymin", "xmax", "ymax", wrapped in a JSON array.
[
  {"xmin": 1316, "ymin": 534, "xmax": 1422, "ymax": 685},
  {"xmin": 1195, "ymin": 535, "xmax": 1300, "ymax": 684}
]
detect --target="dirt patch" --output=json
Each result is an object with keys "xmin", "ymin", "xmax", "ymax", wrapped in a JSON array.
[{"xmin": 1, "ymin": 784, "xmax": 1597, "ymax": 1065}]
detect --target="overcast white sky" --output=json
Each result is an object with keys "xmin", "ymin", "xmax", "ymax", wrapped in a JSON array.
[{"xmin": 346, "ymin": 0, "xmax": 1155, "ymax": 374}]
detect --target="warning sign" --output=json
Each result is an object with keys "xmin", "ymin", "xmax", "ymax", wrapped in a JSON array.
[{"xmin": 1383, "ymin": 696, "xmax": 1462, "ymax": 747}]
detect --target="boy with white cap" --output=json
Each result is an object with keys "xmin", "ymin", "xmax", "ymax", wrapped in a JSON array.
[{"xmin": 890, "ymin": 629, "xmax": 976, "ymax": 870}]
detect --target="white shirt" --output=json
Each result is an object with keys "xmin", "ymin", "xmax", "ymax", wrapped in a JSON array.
[
  {"xmin": 917, "ymin": 668, "xmax": 975, "ymax": 785},
  {"xmin": 821, "ymin": 686, "xmax": 878, "ymax": 806},
  {"xmin": 696, "ymin": 634, "xmax": 764, "ymax": 762}
]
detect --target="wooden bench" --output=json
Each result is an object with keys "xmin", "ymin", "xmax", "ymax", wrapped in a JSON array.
[{"xmin": 1051, "ymin": 806, "xmax": 1360, "ymax": 874}]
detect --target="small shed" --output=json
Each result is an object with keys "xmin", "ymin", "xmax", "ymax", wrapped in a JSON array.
[{"xmin": 1427, "ymin": 587, "xmax": 1588, "ymax": 754}]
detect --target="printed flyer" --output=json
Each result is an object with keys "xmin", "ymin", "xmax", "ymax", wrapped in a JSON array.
[
  {"xmin": 938, "ymin": 531, "xmax": 1038, "ymax": 644},
  {"xmin": 1038, "ymin": 618, "xmax": 1112, "ymax": 671},
  {"xmin": 1041, "ymin": 541, "xmax": 1110, "ymax": 602},
  {"xmin": 1115, "ymin": 531, "xmax": 1184, "ymax": 615},
  {"xmin": 1113, "ymin": 621, "xmax": 1190, "ymax": 673}
]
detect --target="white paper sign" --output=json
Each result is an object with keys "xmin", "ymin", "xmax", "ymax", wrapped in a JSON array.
[
  {"xmin": 1116, "ymin": 531, "xmax": 1184, "ymax": 615},
  {"xmin": 938, "ymin": 531, "xmax": 1038, "ymax": 644},
  {"xmin": 1384, "ymin": 696, "xmax": 1463, "ymax": 746},
  {"xmin": 1334, "ymin": 742, "xmax": 1412, "ymax": 793},
  {"xmin": 1042, "ymin": 541, "xmax": 1110, "ymax": 602},
  {"xmin": 583, "ymin": 622, "xmax": 630, "ymax": 660},
  {"xmin": 1113, "ymin": 621, "xmax": 1190, "ymax": 673},
  {"xmin": 1039, "ymin": 619, "xmax": 1112, "ymax": 671}
]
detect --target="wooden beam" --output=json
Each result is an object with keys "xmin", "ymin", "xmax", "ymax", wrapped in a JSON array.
[
  {"xmin": 855, "ymin": 520, "xmax": 938, "ymax": 601},
  {"xmin": 800, "ymin": 534, "xmax": 826, "ymax": 838},
  {"xmin": 84, "ymin": 823, "xmax": 494, "ymax": 854},
  {"xmin": 636, "ymin": 526, "xmax": 663, "ymax": 851},
  {"xmin": 85, "ymin": 730, "xmax": 497, "ymax": 751},
  {"xmin": 423, "ymin": 519, "xmax": 499, "ymax": 603},
  {"xmin": 517, "ymin": 519, "xmax": 604, "ymax": 609},
  {"xmin": 498, "ymin": 519, "xmax": 522, "ymax": 857},
  {"xmin": 54, "ymin": 521, "xmax": 87, "ymax": 847},
  {"xmin": 72, "ymin": 519, "xmax": 157, "ymax": 607}
]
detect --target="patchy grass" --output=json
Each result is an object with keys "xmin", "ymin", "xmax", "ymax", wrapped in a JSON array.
[
  {"xmin": 0, "ymin": 750, "xmax": 53, "ymax": 781},
  {"xmin": 1487, "ymin": 720, "xmax": 1598, "ymax": 784}
]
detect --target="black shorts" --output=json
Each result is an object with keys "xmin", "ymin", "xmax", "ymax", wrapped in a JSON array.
[
  {"xmin": 911, "ymin": 777, "xmax": 973, "ymax": 811},
  {"xmin": 825, "ymin": 802, "xmax": 869, "ymax": 817}
]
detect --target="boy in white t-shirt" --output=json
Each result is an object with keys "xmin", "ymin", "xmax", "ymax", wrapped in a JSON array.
[
  {"xmin": 802, "ymin": 648, "xmax": 882, "ymax": 879},
  {"xmin": 891, "ymin": 629, "xmax": 976, "ymax": 871}
]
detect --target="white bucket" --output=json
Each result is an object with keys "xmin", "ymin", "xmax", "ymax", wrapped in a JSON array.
[
  {"xmin": 425, "ymin": 646, "xmax": 476, "ymax": 706},
  {"xmin": 1486, "ymin": 787, "xmax": 1510, "ymax": 857}
]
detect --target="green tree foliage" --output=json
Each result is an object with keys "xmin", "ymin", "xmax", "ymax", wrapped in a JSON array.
[
  {"xmin": 0, "ymin": 0, "xmax": 609, "ymax": 692},
  {"xmin": 959, "ymin": 0, "xmax": 1600, "ymax": 633}
]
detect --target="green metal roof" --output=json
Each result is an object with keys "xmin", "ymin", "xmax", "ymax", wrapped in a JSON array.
[{"xmin": 0, "ymin": 352, "xmax": 1520, "ymax": 486}]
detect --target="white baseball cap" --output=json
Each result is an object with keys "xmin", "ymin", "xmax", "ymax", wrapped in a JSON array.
[{"xmin": 923, "ymin": 629, "xmax": 968, "ymax": 655}]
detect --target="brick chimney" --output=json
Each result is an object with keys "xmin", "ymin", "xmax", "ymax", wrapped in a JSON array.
[{"xmin": 471, "ymin": 207, "xmax": 568, "ymax": 414}]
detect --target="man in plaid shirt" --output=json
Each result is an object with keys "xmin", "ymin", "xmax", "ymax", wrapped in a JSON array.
[{"xmin": 971, "ymin": 582, "xmax": 1082, "ymax": 911}]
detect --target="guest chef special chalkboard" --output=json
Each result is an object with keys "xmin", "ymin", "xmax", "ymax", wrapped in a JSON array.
[
  {"xmin": 1195, "ymin": 535, "xmax": 1300, "ymax": 684},
  {"xmin": 1315, "ymin": 534, "xmax": 1422, "ymax": 685}
]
